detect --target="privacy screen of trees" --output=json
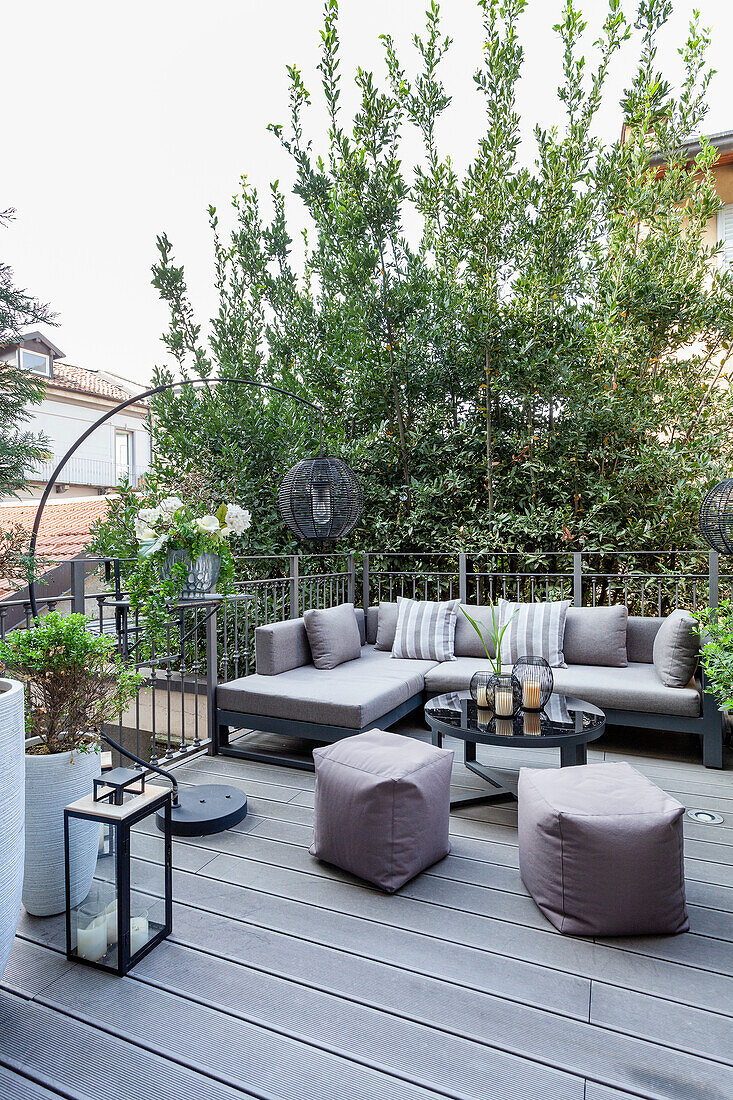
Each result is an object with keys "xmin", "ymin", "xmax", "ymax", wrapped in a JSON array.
[{"xmin": 112, "ymin": 0, "xmax": 733, "ymax": 560}]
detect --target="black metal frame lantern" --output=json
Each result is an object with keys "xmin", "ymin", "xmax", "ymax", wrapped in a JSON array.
[
  {"xmin": 512, "ymin": 655, "xmax": 554, "ymax": 711},
  {"xmin": 699, "ymin": 479, "xmax": 733, "ymax": 554},
  {"xmin": 278, "ymin": 456, "xmax": 363, "ymax": 541},
  {"xmin": 469, "ymin": 671, "xmax": 522, "ymax": 717},
  {"xmin": 64, "ymin": 768, "xmax": 172, "ymax": 976}
]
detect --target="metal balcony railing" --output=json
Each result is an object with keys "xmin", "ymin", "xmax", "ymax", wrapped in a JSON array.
[{"xmin": 30, "ymin": 455, "xmax": 150, "ymax": 488}]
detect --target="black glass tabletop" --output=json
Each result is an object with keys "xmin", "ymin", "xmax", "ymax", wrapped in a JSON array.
[{"xmin": 424, "ymin": 691, "xmax": 605, "ymax": 749}]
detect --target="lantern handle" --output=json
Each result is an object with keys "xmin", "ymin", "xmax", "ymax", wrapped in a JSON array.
[{"xmin": 99, "ymin": 728, "xmax": 180, "ymax": 805}]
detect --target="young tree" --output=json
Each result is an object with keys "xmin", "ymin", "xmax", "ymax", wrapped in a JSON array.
[
  {"xmin": 0, "ymin": 208, "xmax": 54, "ymax": 498},
  {"xmin": 138, "ymin": 0, "xmax": 733, "ymax": 560}
]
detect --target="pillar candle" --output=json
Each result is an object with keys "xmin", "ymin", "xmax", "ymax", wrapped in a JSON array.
[
  {"xmin": 476, "ymin": 682, "xmax": 489, "ymax": 708},
  {"xmin": 495, "ymin": 687, "xmax": 514, "ymax": 716},
  {"xmin": 523, "ymin": 678, "xmax": 541, "ymax": 709},
  {"xmin": 105, "ymin": 900, "xmax": 118, "ymax": 946},
  {"xmin": 77, "ymin": 916, "xmax": 108, "ymax": 962},
  {"xmin": 130, "ymin": 915, "xmax": 149, "ymax": 955}
]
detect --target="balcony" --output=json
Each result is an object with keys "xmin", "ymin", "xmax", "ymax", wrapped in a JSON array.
[{"xmin": 31, "ymin": 455, "xmax": 150, "ymax": 489}]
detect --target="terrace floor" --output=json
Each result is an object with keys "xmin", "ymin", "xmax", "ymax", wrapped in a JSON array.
[{"xmin": 1, "ymin": 723, "xmax": 731, "ymax": 1100}]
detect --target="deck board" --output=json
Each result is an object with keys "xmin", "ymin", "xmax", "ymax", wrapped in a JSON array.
[{"xmin": 3, "ymin": 728, "xmax": 732, "ymax": 1100}]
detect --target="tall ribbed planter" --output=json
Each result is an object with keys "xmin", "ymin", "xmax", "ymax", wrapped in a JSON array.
[
  {"xmin": 0, "ymin": 679, "xmax": 25, "ymax": 979},
  {"xmin": 23, "ymin": 746, "xmax": 101, "ymax": 917}
]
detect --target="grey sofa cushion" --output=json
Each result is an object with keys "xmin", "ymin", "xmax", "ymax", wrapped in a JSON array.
[
  {"xmin": 303, "ymin": 603, "xmax": 362, "ymax": 670},
  {"xmin": 454, "ymin": 604, "xmax": 497, "ymax": 659},
  {"xmin": 518, "ymin": 762, "xmax": 688, "ymax": 936},
  {"xmin": 255, "ymin": 617, "xmax": 312, "ymax": 676},
  {"xmin": 218, "ymin": 645, "xmax": 436, "ymax": 729},
  {"xmin": 366, "ymin": 606, "xmax": 379, "ymax": 645},
  {"xmin": 423, "ymin": 657, "xmax": 701, "ymax": 717},
  {"xmin": 355, "ymin": 607, "xmax": 366, "ymax": 646},
  {"xmin": 626, "ymin": 616, "xmax": 663, "ymax": 664},
  {"xmin": 653, "ymin": 610, "xmax": 699, "ymax": 688},
  {"xmin": 375, "ymin": 602, "xmax": 399, "ymax": 651},
  {"xmin": 310, "ymin": 729, "xmax": 453, "ymax": 893},
  {"xmin": 563, "ymin": 606, "xmax": 628, "ymax": 667},
  {"xmin": 498, "ymin": 598, "xmax": 570, "ymax": 667}
]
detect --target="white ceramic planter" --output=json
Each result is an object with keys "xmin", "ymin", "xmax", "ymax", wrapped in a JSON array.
[
  {"xmin": 23, "ymin": 745, "xmax": 101, "ymax": 917},
  {"xmin": 0, "ymin": 679, "xmax": 25, "ymax": 978}
]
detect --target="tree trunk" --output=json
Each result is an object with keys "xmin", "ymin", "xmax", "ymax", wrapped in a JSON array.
[{"xmin": 485, "ymin": 343, "xmax": 494, "ymax": 519}]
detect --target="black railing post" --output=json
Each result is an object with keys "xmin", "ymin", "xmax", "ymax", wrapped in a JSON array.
[
  {"xmin": 362, "ymin": 553, "xmax": 370, "ymax": 611},
  {"xmin": 459, "ymin": 553, "xmax": 467, "ymax": 604},
  {"xmin": 71, "ymin": 557, "xmax": 86, "ymax": 614},
  {"xmin": 289, "ymin": 555, "xmax": 299, "ymax": 619},
  {"xmin": 206, "ymin": 603, "xmax": 218, "ymax": 756},
  {"xmin": 709, "ymin": 550, "xmax": 719, "ymax": 612},
  {"xmin": 573, "ymin": 552, "xmax": 583, "ymax": 607},
  {"xmin": 347, "ymin": 552, "xmax": 356, "ymax": 605}
]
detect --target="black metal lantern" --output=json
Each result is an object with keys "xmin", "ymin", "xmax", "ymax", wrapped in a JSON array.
[
  {"xmin": 64, "ymin": 768, "xmax": 172, "ymax": 976},
  {"xmin": 278, "ymin": 456, "xmax": 363, "ymax": 541},
  {"xmin": 699, "ymin": 479, "xmax": 733, "ymax": 553},
  {"xmin": 469, "ymin": 671, "xmax": 522, "ymax": 716},
  {"xmin": 512, "ymin": 655, "xmax": 554, "ymax": 710}
]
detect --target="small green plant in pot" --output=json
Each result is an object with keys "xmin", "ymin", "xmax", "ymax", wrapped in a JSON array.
[
  {"xmin": 459, "ymin": 604, "xmax": 519, "ymax": 714},
  {"xmin": 0, "ymin": 613, "xmax": 143, "ymax": 916},
  {"xmin": 695, "ymin": 602, "xmax": 733, "ymax": 713}
]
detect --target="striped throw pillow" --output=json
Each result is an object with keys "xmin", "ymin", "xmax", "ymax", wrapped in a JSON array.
[
  {"xmin": 498, "ymin": 599, "xmax": 570, "ymax": 668},
  {"xmin": 391, "ymin": 597, "xmax": 459, "ymax": 662}
]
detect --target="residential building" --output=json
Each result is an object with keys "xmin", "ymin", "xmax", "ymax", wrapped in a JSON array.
[{"xmin": 0, "ymin": 330, "xmax": 151, "ymax": 501}]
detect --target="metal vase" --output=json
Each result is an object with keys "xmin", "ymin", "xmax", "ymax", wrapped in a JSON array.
[
  {"xmin": 23, "ymin": 746, "xmax": 101, "ymax": 917},
  {"xmin": 0, "ymin": 679, "xmax": 25, "ymax": 978},
  {"xmin": 162, "ymin": 549, "xmax": 221, "ymax": 598}
]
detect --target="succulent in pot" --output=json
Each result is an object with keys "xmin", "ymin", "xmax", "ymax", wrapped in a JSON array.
[{"xmin": 0, "ymin": 613, "xmax": 144, "ymax": 917}]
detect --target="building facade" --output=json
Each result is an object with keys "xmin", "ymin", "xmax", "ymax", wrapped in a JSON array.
[{"xmin": 0, "ymin": 331, "xmax": 151, "ymax": 501}]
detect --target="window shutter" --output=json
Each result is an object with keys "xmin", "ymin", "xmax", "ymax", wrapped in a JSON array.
[{"xmin": 717, "ymin": 204, "xmax": 733, "ymax": 269}]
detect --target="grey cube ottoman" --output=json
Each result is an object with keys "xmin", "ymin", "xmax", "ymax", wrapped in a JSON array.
[
  {"xmin": 310, "ymin": 729, "xmax": 454, "ymax": 893},
  {"xmin": 518, "ymin": 761, "xmax": 689, "ymax": 936}
]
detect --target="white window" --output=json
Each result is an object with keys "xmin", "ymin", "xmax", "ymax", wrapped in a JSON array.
[
  {"xmin": 18, "ymin": 348, "xmax": 51, "ymax": 375},
  {"xmin": 115, "ymin": 430, "xmax": 133, "ymax": 479}
]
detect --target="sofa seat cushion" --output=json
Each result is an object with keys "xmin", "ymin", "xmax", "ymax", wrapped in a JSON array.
[
  {"xmin": 424, "ymin": 658, "xmax": 701, "ymax": 718},
  {"xmin": 218, "ymin": 645, "xmax": 437, "ymax": 730}
]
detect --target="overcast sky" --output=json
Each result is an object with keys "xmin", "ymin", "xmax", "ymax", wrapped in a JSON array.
[{"xmin": 5, "ymin": 0, "xmax": 732, "ymax": 388}]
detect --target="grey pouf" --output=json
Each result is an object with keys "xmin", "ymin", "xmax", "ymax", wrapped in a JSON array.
[
  {"xmin": 518, "ymin": 762, "xmax": 689, "ymax": 937},
  {"xmin": 310, "ymin": 729, "xmax": 454, "ymax": 893}
]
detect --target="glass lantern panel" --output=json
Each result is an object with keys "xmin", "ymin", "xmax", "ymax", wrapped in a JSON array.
[
  {"xmin": 129, "ymin": 818, "xmax": 166, "ymax": 955},
  {"xmin": 68, "ymin": 815, "xmax": 119, "ymax": 967}
]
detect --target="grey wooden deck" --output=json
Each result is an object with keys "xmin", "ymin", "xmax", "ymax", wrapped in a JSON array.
[{"xmin": 2, "ymin": 722, "xmax": 732, "ymax": 1100}]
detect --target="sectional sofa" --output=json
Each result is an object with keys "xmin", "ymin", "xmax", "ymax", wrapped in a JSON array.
[{"xmin": 215, "ymin": 601, "xmax": 724, "ymax": 769}]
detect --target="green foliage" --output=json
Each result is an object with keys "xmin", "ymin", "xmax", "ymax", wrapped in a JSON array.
[
  {"xmin": 0, "ymin": 612, "xmax": 144, "ymax": 754},
  {"xmin": 458, "ymin": 603, "xmax": 515, "ymax": 674},
  {"xmin": 0, "ymin": 208, "xmax": 54, "ymax": 498},
  {"xmin": 696, "ymin": 602, "xmax": 733, "ymax": 710},
  {"xmin": 106, "ymin": 0, "xmax": 733, "ymax": 561}
]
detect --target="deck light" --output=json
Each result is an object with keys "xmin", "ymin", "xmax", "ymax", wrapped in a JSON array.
[
  {"xmin": 686, "ymin": 808, "xmax": 724, "ymax": 825},
  {"xmin": 65, "ymin": 768, "xmax": 172, "ymax": 975}
]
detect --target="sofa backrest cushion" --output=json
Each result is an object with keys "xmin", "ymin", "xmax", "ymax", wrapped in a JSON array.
[
  {"xmin": 375, "ymin": 602, "xmax": 399, "ymax": 651},
  {"xmin": 391, "ymin": 596, "xmax": 459, "ymax": 662},
  {"xmin": 255, "ymin": 618, "xmax": 312, "ymax": 676},
  {"xmin": 454, "ymin": 604, "xmax": 497, "ymax": 659},
  {"xmin": 653, "ymin": 609, "xmax": 699, "ymax": 688},
  {"xmin": 366, "ymin": 606, "xmax": 379, "ymax": 645},
  {"xmin": 304, "ymin": 603, "xmax": 362, "ymax": 670},
  {"xmin": 355, "ymin": 607, "xmax": 366, "ymax": 646},
  {"xmin": 498, "ymin": 599, "xmax": 570, "ymax": 668},
  {"xmin": 626, "ymin": 616, "xmax": 663, "ymax": 663},
  {"xmin": 563, "ymin": 606, "xmax": 628, "ymax": 667}
]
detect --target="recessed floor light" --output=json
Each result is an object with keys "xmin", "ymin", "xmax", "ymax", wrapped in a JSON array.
[{"xmin": 686, "ymin": 809, "xmax": 725, "ymax": 825}]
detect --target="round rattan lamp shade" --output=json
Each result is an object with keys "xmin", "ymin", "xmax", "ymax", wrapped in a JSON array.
[
  {"xmin": 699, "ymin": 479, "xmax": 733, "ymax": 554},
  {"xmin": 278, "ymin": 457, "xmax": 363, "ymax": 541}
]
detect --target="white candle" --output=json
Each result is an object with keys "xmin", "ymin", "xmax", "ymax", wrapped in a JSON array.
[
  {"xmin": 476, "ymin": 682, "xmax": 488, "ymax": 708},
  {"xmin": 523, "ymin": 678, "xmax": 541, "ymax": 709},
  {"xmin": 495, "ymin": 687, "xmax": 514, "ymax": 716},
  {"xmin": 105, "ymin": 901, "xmax": 118, "ymax": 946},
  {"xmin": 130, "ymin": 915, "xmax": 149, "ymax": 955},
  {"xmin": 77, "ymin": 916, "xmax": 108, "ymax": 962}
]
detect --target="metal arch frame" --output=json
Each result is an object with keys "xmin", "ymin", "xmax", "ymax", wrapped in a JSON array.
[{"xmin": 28, "ymin": 374, "xmax": 325, "ymax": 618}]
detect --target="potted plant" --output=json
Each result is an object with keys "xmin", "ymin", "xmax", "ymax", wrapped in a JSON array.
[
  {"xmin": 0, "ymin": 677, "xmax": 25, "ymax": 976},
  {"xmin": 122, "ymin": 494, "xmax": 251, "ymax": 626},
  {"xmin": 0, "ymin": 613, "xmax": 143, "ymax": 917},
  {"xmin": 459, "ymin": 604, "xmax": 520, "ymax": 715},
  {"xmin": 694, "ymin": 603, "xmax": 733, "ymax": 714}
]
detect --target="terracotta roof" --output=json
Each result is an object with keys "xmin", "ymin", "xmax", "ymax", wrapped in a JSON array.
[
  {"xmin": 47, "ymin": 362, "xmax": 147, "ymax": 407},
  {"xmin": 0, "ymin": 497, "xmax": 110, "ymax": 597}
]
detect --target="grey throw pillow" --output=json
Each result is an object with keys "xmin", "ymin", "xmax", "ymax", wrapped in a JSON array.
[
  {"xmin": 563, "ymin": 606, "xmax": 628, "ymax": 667},
  {"xmin": 391, "ymin": 597, "xmax": 459, "ymax": 662},
  {"xmin": 652, "ymin": 609, "xmax": 699, "ymax": 688},
  {"xmin": 498, "ymin": 599, "xmax": 570, "ymax": 668},
  {"xmin": 374, "ymin": 601, "xmax": 399, "ymax": 651},
  {"xmin": 303, "ymin": 603, "xmax": 362, "ymax": 670}
]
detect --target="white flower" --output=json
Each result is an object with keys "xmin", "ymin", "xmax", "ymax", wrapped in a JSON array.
[
  {"xmin": 196, "ymin": 515, "xmax": 221, "ymax": 535},
  {"xmin": 134, "ymin": 519, "xmax": 156, "ymax": 541},
  {"xmin": 225, "ymin": 504, "xmax": 251, "ymax": 536},
  {"xmin": 158, "ymin": 495, "xmax": 183, "ymax": 518},
  {"xmin": 135, "ymin": 507, "xmax": 160, "ymax": 541}
]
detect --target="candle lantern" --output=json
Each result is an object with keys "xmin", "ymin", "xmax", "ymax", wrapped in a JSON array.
[
  {"xmin": 469, "ymin": 671, "xmax": 522, "ymax": 717},
  {"xmin": 512, "ymin": 655, "xmax": 554, "ymax": 711},
  {"xmin": 64, "ymin": 768, "xmax": 172, "ymax": 976}
]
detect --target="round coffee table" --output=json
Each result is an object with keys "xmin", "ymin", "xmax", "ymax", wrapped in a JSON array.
[{"xmin": 424, "ymin": 691, "xmax": 606, "ymax": 808}]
